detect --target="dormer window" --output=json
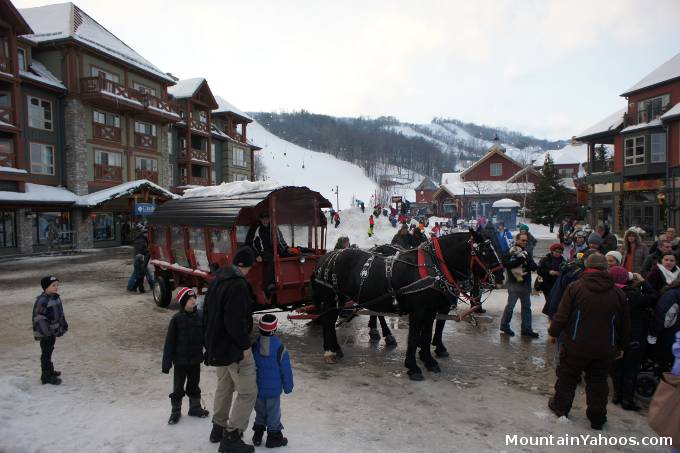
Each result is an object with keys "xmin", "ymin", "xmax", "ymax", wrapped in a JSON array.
[{"xmin": 637, "ymin": 94, "xmax": 670, "ymax": 123}]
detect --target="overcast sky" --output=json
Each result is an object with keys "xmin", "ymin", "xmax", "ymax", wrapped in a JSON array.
[{"xmin": 16, "ymin": 0, "xmax": 680, "ymax": 140}]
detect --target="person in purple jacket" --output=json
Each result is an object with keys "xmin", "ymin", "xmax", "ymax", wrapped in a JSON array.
[{"xmin": 251, "ymin": 314, "xmax": 294, "ymax": 449}]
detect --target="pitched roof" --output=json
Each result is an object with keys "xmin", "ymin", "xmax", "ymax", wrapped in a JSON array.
[
  {"xmin": 621, "ymin": 52, "xmax": 680, "ymax": 96},
  {"xmin": 1, "ymin": 0, "xmax": 32, "ymax": 35},
  {"xmin": 19, "ymin": 2, "xmax": 173, "ymax": 83},
  {"xmin": 435, "ymin": 172, "xmax": 534, "ymax": 197},
  {"xmin": 575, "ymin": 108, "xmax": 625, "ymax": 141},
  {"xmin": 533, "ymin": 142, "xmax": 613, "ymax": 166},
  {"xmin": 661, "ymin": 102, "xmax": 680, "ymax": 122},
  {"xmin": 168, "ymin": 78, "xmax": 205, "ymax": 99},
  {"xmin": 458, "ymin": 146, "xmax": 524, "ymax": 180},
  {"xmin": 415, "ymin": 177, "xmax": 438, "ymax": 191},
  {"xmin": 20, "ymin": 59, "xmax": 66, "ymax": 91},
  {"xmin": 213, "ymin": 95, "xmax": 253, "ymax": 121}
]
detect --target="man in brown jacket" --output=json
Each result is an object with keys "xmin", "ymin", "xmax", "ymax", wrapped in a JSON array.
[{"xmin": 547, "ymin": 253, "xmax": 630, "ymax": 430}]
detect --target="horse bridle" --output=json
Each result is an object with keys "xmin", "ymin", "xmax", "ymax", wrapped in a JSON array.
[{"xmin": 469, "ymin": 237, "xmax": 504, "ymax": 287}]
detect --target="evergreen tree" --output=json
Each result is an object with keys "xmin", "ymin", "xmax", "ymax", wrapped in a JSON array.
[{"xmin": 528, "ymin": 154, "xmax": 570, "ymax": 224}]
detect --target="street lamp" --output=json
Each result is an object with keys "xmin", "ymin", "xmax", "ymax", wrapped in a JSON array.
[{"xmin": 331, "ymin": 185, "xmax": 339, "ymax": 210}]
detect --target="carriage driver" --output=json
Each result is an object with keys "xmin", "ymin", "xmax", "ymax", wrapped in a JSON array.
[{"xmin": 246, "ymin": 212, "xmax": 292, "ymax": 296}]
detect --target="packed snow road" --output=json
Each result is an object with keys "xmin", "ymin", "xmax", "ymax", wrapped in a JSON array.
[{"xmin": 0, "ymin": 248, "xmax": 661, "ymax": 453}]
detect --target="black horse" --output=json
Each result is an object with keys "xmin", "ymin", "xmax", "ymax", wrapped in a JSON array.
[{"xmin": 312, "ymin": 230, "xmax": 504, "ymax": 381}]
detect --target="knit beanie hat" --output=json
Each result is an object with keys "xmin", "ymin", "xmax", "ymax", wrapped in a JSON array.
[
  {"xmin": 605, "ymin": 250, "xmax": 623, "ymax": 265},
  {"xmin": 233, "ymin": 246, "xmax": 255, "ymax": 267},
  {"xmin": 588, "ymin": 232, "xmax": 603, "ymax": 246},
  {"xmin": 585, "ymin": 253, "xmax": 608, "ymax": 270},
  {"xmin": 549, "ymin": 243, "xmax": 564, "ymax": 252},
  {"xmin": 176, "ymin": 287, "xmax": 196, "ymax": 306},
  {"xmin": 608, "ymin": 266, "xmax": 629, "ymax": 287},
  {"xmin": 259, "ymin": 314, "xmax": 278, "ymax": 334},
  {"xmin": 518, "ymin": 223, "xmax": 529, "ymax": 231},
  {"xmin": 41, "ymin": 276, "xmax": 59, "ymax": 290}
]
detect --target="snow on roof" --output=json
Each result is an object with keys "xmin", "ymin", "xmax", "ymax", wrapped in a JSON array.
[
  {"xmin": 213, "ymin": 96, "xmax": 252, "ymax": 121},
  {"xmin": 19, "ymin": 3, "xmax": 174, "ymax": 83},
  {"xmin": 78, "ymin": 180, "xmax": 177, "ymax": 207},
  {"xmin": 621, "ymin": 118, "xmax": 663, "ymax": 133},
  {"xmin": 492, "ymin": 198, "xmax": 520, "ymax": 208},
  {"xmin": 415, "ymin": 177, "xmax": 438, "ymax": 191},
  {"xmin": 0, "ymin": 166, "xmax": 28, "ymax": 174},
  {"xmin": 182, "ymin": 181, "xmax": 283, "ymax": 199},
  {"xmin": 622, "ymin": 52, "xmax": 680, "ymax": 96},
  {"xmin": 534, "ymin": 142, "xmax": 613, "ymax": 166},
  {"xmin": 19, "ymin": 59, "xmax": 66, "ymax": 90},
  {"xmin": 168, "ymin": 78, "xmax": 205, "ymax": 99},
  {"xmin": 661, "ymin": 103, "xmax": 680, "ymax": 122},
  {"xmin": 575, "ymin": 108, "xmax": 625, "ymax": 140},
  {"xmin": 438, "ymin": 172, "xmax": 534, "ymax": 196},
  {"xmin": 0, "ymin": 183, "xmax": 77, "ymax": 204}
]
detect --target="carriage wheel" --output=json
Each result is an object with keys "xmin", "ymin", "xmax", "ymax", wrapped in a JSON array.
[
  {"xmin": 634, "ymin": 371, "xmax": 658, "ymax": 402},
  {"xmin": 153, "ymin": 275, "xmax": 172, "ymax": 308}
]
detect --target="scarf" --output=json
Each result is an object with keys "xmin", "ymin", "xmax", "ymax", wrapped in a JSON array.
[{"xmin": 656, "ymin": 263, "xmax": 680, "ymax": 285}]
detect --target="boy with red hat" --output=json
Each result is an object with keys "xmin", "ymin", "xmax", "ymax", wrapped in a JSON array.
[
  {"xmin": 251, "ymin": 314, "xmax": 294, "ymax": 448},
  {"xmin": 162, "ymin": 287, "xmax": 209, "ymax": 424}
]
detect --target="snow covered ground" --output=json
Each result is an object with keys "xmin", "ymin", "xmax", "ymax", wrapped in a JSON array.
[{"xmin": 0, "ymin": 247, "xmax": 661, "ymax": 453}]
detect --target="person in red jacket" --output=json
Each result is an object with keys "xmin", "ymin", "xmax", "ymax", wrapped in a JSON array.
[
  {"xmin": 547, "ymin": 253, "xmax": 630, "ymax": 430},
  {"xmin": 368, "ymin": 215, "xmax": 375, "ymax": 237}
]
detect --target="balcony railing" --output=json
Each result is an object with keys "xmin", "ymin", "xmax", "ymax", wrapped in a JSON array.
[
  {"xmin": 94, "ymin": 163, "xmax": 122, "ymax": 181},
  {"xmin": 178, "ymin": 147, "xmax": 209, "ymax": 162},
  {"xmin": 586, "ymin": 159, "xmax": 614, "ymax": 174},
  {"xmin": 0, "ymin": 152, "xmax": 14, "ymax": 167},
  {"xmin": 178, "ymin": 175, "xmax": 209, "ymax": 186},
  {"xmin": 624, "ymin": 104, "xmax": 673, "ymax": 127},
  {"xmin": 92, "ymin": 123, "xmax": 121, "ymax": 142},
  {"xmin": 0, "ymin": 106, "xmax": 12, "ymax": 125},
  {"xmin": 190, "ymin": 118, "xmax": 210, "ymax": 134},
  {"xmin": 134, "ymin": 132, "xmax": 157, "ymax": 149},
  {"xmin": 135, "ymin": 168, "xmax": 158, "ymax": 183},
  {"xmin": 142, "ymin": 94, "xmax": 179, "ymax": 119},
  {"xmin": 81, "ymin": 76, "xmax": 142, "ymax": 107},
  {"xmin": 0, "ymin": 55, "xmax": 10, "ymax": 74}
]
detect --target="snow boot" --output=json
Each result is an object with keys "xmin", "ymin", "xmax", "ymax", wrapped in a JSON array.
[
  {"xmin": 210, "ymin": 423, "xmax": 224, "ymax": 443},
  {"xmin": 252, "ymin": 424, "xmax": 265, "ymax": 446},
  {"xmin": 218, "ymin": 429, "xmax": 254, "ymax": 453},
  {"xmin": 168, "ymin": 399, "xmax": 181, "ymax": 425},
  {"xmin": 265, "ymin": 431, "xmax": 288, "ymax": 448},
  {"xmin": 369, "ymin": 328, "xmax": 380, "ymax": 341},
  {"xmin": 187, "ymin": 397, "xmax": 209, "ymax": 417},
  {"xmin": 41, "ymin": 374, "xmax": 62, "ymax": 385}
]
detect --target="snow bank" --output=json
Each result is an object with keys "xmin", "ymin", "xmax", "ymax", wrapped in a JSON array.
[
  {"xmin": 492, "ymin": 198, "xmax": 520, "ymax": 208},
  {"xmin": 182, "ymin": 180, "xmax": 283, "ymax": 199}
]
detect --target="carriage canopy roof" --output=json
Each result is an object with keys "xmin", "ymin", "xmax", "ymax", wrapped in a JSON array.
[{"xmin": 147, "ymin": 184, "xmax": 332, "ymax": 229}]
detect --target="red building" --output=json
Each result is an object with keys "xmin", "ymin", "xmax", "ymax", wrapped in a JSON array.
[
  {"xmin": 414, "ymin": 176, "xmax": 437, "ymax": 203},
  {"xmin": 576, "ymin": 52, "xmax": 680, "ymax": 237}
]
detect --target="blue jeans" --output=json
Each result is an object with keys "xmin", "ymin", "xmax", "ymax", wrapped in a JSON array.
[
  {"xmin": 126, "ymin": 265, "xmax": 154, "ymax": 290},
  {"xmin": 500, "ymin": 289, "xmax": 533, "ymax": 333},
  {"xmin": 255, "ymin": 397, "xmax": 283, "ymax": 432}
]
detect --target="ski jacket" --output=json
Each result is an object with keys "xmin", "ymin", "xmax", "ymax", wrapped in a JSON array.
[
  {"xmin": 203, "ymin": 265, "xmax": 254, "ymax": 366},
  {"xmin": 32, "ymin": 292, "xmax": 68, "ymax": 340},
  {"xmin": 495, "ymin": 230, "xmax": 512, "ymax": 254},
  {"xmin": 549, "ymin": 270, "xmax": 630, "ymax": 359},
  {"xmin": 537, "ymin": 252, "xmax": 565, "ymax": 295},
  {"xmin": 252, "ymin": 335, "xmax": 294, "ymax": 398},
  {"xmin": 162, "ymin": 309, "xmax": 204, "ymax": 372},
  {"xmin": 246, "ymin": 223, "xmax": 289, "ymax": 258}
]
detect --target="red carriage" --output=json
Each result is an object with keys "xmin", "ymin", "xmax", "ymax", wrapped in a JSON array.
[{"xmin": 146, "ymin": 185, "xmax": 332, "ymax": 308}]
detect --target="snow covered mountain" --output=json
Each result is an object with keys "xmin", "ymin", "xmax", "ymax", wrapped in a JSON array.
[{"xmin": 248, "ymin": 121, "xmax": 418, "ymax": 210}]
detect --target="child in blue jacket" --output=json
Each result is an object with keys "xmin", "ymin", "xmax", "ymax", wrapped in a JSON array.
[{"xmin": 252, "ymin": 314, "xmax": 294, "ymax": 448}]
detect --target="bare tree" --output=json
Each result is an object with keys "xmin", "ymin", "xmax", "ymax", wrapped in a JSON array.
[{"xmin": 254, "ymin": 152, "xmax": 267, "ymax": 181}]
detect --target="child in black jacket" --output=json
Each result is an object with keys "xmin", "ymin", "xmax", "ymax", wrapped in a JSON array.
[{"xmin": 162, "ymin": 287, "xmax": 209, "ymax": 424}]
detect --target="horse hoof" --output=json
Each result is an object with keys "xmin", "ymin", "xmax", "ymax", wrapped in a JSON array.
[
  {"xmin": 408, "ymin": 372, "xmax": 425, "ymax": 381},
  {"xmin": 427, "ymin": 364, "xmax": 441, "ymax": 373},
  {"xmin": 323, "ymin": 351, "xmax": 337, "ymax": 364},
  {"xmin": 434, "ymin": 348, "xmax": 449, "ymax": 358},
  {"xmin": 335, "ymin": 349, "xmax": 344, "ymax": 359},
  {"xmin": 384, "ymin": 335, "xmax": 397, "ymax": 347},
  {"xmin": 368, "ymin": 328, "xmax": 380, "ymax": 341}
]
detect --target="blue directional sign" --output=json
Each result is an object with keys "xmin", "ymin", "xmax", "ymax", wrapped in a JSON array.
[{"xmin": 134, "ymin": 203, "xmax": 156, "ymax": 216}]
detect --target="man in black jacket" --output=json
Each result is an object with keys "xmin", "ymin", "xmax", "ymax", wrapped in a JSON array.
[
  {"xmin": 245, "ymin": 212, "xmax": 290, "ymax": 296},
  {"xmin": 204, "ymin": 247, "xmax": 257, "ymax": 453},
  {"xmin": 547, "ymin": 253, "xmax": 630, "ymax": 430}
]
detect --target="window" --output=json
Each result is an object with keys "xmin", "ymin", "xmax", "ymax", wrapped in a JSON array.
[
  {"xmin": 93, "ymin": 110, "xmax": 120, "ymax": 127},
  {"xmin": 211, "ymin": 229, "xmax": 231, "ymax": 255},
  {"xmin": 135, "ymin": 156, "xmax": 158, "ymax": 171},
  {"xmin": 558, "ymin": 168, "xmax": 574, "ymax": 177},
  {"xmin": 0, "ymin": 91, "xmax": 10, "ymax": 107},
  {"xmin": 179, "ymin": 137, "xmax": 187, "ymax": 150},
  {"xmin": 93, "ymin": 212, "xmax": 115, "ymax": 241},
  {"xmin": 179, "ymin": 110, "xmax": 186, "ymax": 119},
  {"xmin": 95, "ymin": 149, "xmax": 122, "ymax": 166},
  {"xmin": 35, "ymin": 211, "xmax": 71, "ymax": 245},
  {"xmin": 0, "ymin": 138, "xmax": 12, "ymax": 159},
  {"xmin": 135, "ymin": 121, "xmax": 156, "ymax": 136},
  {"xmin": 190, "ymin": 228, "xmax": 210, "ymax": 270},
  {"xmin": 191, "ymin": 135, "xmax": 206, "ymax": 151},
  {"xmin": 27, "ymin": 96, "xmax": 52, "ymax": 130},
  {"xmin": 490, "ymin": 162, "xmax": 502, "ymax": 177},
  {"xmin": 91, "ymin": 66, "xmax": 120, "ymax": 83},
  {"xmin": 624, "ymin": 137, "xmax": 645, "ymax": 166},
  {"xmin": 168, "ymin": 164, "xmax": 174, "ymax": 186},
  {"xmin": 637, "ymin": 94, "xmax": 670, "ymax": 123},
  {"xmin": 198, "ymin": 111, "xmax": 207, "ymax": 124},
  {"xmin": 29, "ymin": 143, "xmax": 55, "ymax": 175},
  {"xmin": 232, "ymin": 147, "xmax": 246, "ymax": 167},
  {"xmin": 231, "ymin": 173, "xmax": 248, "ymax": 182},
  {"xmin": 651, "ymin": 133, "xmax": 666, "ymax": 163},
  {"xmin": 0, "ymin": 210, "xmax": 16, "ymax": 248},
  {"xmin": 17, "ymin": 48, "xmax": 26, "ymax": 71},
  {"xmin": 212, "ymin": 169, "xmax": 217, "ymax": 183},
  {"xmin": 132, "ymin": 82, "xmax": 156, "ymax": 96},
  {"xmin": 210, "ymin": 142, "xmax": 216, "ymax": 162},
  {"xmin": 167, "ymin": 131, "xmax": 173, "ymax": 154},
  {"xmin": 191, "ymin": 165, "xmax": 209, "ymax": 178}
]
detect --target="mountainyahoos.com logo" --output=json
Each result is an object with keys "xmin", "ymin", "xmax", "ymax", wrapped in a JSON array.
[{"xmin": 505, "ymin": 433, "xmax": 673, "ymax": 448}]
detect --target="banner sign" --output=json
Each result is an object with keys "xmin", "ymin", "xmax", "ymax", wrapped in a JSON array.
[{"xmin": 134, "ymin": 203, "xmax": 156, "ymax": 216}]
